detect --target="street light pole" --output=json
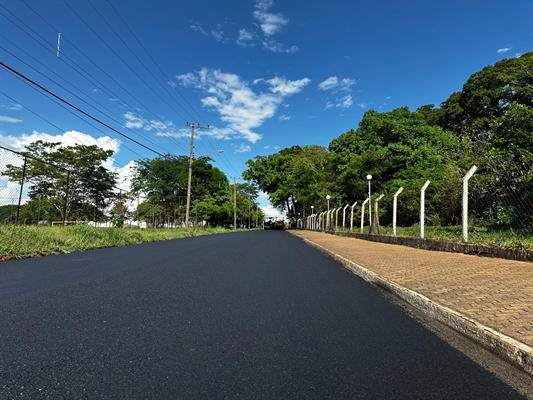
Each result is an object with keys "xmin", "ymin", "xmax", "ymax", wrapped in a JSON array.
[{"xmin": 326, "ymin": 195, "xmax": 331, "ymax": 229}]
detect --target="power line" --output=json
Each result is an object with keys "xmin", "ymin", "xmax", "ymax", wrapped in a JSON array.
[
  {"xmin": 0, "ymin": 43, "xmax": 173, "ymax": 155},
  {"xmin": 6, "ymin": 2, "xmax": 191, "ymax": 154},
  {"xmin": 1, "ymin": 61, "xmax": 164, "ymax": 156},
  {"xmin": 0, "ymin": 90, "xmax": 143, "ymax": 164}
]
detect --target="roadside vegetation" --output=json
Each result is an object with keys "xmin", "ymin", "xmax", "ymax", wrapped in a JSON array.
[{"xmin": 0, "ymin": 224, "xmax": 233, "ymax": 261}]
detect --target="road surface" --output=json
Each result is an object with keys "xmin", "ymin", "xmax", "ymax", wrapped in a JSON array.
[{"xmin": 0, "ymin": 230, "xmax": 526, "ymax": 398}]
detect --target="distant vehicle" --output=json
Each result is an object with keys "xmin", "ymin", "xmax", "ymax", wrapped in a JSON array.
[
  {"xmin": 274, "ymin": 219, "xmax": 285, "ymax": 230},
  {"xmin": 263, "ymin": 217, "xmax": 274, "ymax": 230}
]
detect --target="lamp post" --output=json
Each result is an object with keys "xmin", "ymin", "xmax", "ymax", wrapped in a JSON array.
[
  {"xmin": 366, "ymin": 175, "xmax": 372, "ymax": 230},
  {"xmin": 326, "ymin": 195, "xmax": 330, "ymax": 229}
]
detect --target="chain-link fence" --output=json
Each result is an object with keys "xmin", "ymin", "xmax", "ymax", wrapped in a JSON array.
[{"xmin": 301, "ymin": 160, "xmax": 533, "ymax": 245}]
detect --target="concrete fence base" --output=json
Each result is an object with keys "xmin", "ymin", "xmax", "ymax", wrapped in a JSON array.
[{"xmin": 323, "ymin": 230, "xmax": 533, "ymax": 263}]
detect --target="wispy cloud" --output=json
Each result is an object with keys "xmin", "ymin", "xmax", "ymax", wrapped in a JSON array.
[
  {"xmin": 262, "ymin": 39, "xmax": 298, "ymax": 53},
  {"xmin": 338, "ymin": 95, "xmax": 353, "ymax": 109},
  {"xmin": 124, "ymin": 112, "xmax": 176, "ymax": 135},
  {"xmin": 236, "ymin": 29, "xmax": 256, "ymax": 47},
  {"xmin": 357, "ymin": 102, "xmax": 369, "ymax": 109},
  {"xmin": 235, "ymin": 144, "xmax": 251, "ymax": 153},
  {"xmin": 175, "ymin": 68, "xmax": 309, "ymax": 143},
  {"xmin": 211, "ymin": 25, "xmax": 229, "ymax": 43},
  {"xmin": 497, "ymin": 47, "xmax": 512, "ymax": 54},
  {"xmin": 279, "ymin": 115, "xmax": 291, "ymax": 121},
  {"xmin": 318, "ymin": 77, "xmax": 356, "ymax": 92},
  {"xmin": 191, "ymin": 22, "xmax": 208, "ymax": 35},
  {"xmin": 7, "ymin": 103, "xmax": 22, "ymax": 110},
  {"xmin": 0, "ymin": 115, "xmax": 22, "ymax": 123},
  {"xmin": 253, "ymin": 0, "xmax": 288, "ymax": 36}
]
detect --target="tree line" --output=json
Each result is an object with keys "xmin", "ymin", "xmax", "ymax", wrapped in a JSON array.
[
  {"xmin": 2, "ymin": 143, "xmax": 264, "ymax": 228},
  {"xmin": 243, "ymin": 52, "xmax": 533, "ymax": 231}
]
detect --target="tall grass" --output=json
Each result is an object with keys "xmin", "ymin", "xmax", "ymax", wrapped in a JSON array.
[{"xmin": 0, "ymin": 224, "xmax": 233, "ymax": 261}]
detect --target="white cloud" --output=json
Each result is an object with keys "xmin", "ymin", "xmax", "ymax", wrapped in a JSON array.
[
  {"xmin": 338, "ymin": 95, "xmax": 353, "ymax": 109},
  {"xmin": 253, "ymin": 0, "xmax": 289, "ymax": 37},
  {"xmin": 176, "ymin": 68, "xmax": 309, "ymax": 143},
  {"xmin": 0, "ymin": 130, "xmax": 120, "ymax": 154},
  {"xmin": 262, "ymin": 204, "xmax": 285, "ymax": 218},
  {"xmin": 266, "ymin": 76, "xmax": 310, "ymax": 96},
  {"xmin": 497, "ymin": 47, "xmax": 511, "ymax": 54},
  {"xmin": 236, "ymin": 29, "xmax": 255, "ymax": 46},
  {"xmin": 191, "ymin": 23, "xmax": 207, "ymax": 35},
  {"xmin": 279, "ymin": 115, "xmax": 290, "ymax": 121},
  {"xmin": 262, "ymin": 39, "xmax": 298, "ymax": 53},
  {"xmin": 324, "ymin": 101, "xmax": 334, "ymax": 110},
  {"xmin": 357, "ymin": 102, "xmax": 368, "ymax": 109},
  {"xmin": 318, "ymin": 76, "xmax": 356, "ymax": 92},
  {"xmin": 386, "ymin": 96, "xmax": 392, "ymax": 99},
  {"xmin": 124, "ymin": 112, "xmax": 176, "ymax": 136},
  {"xmin": 318, "ymin": 77, "xmax": 339, "ymax": 91},
  {"xmin": 235, "ymin": 144, "xmax": 251, "ymax": 153},
  {"xmin": 7, "ymin": 103, "xmax": 22, "ymax": 111},
  {"xmin": 0, "ymin": 115, "xmax": 23, "ymax": 123},
  {"xmin": 211, "ymin": 25, "xmax": 229, "ymax": 43},
  {"xmin": 263, "ymin": 145, "xmax": 271, "ymax": 149}
]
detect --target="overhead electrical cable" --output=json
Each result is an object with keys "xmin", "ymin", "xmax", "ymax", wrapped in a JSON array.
[
  {"xmin": 1, "ymin": 61, "xmax": 164, "ymax": 156},
  {"xmin": 9, "ymin": 2, "xmax": 191, "ymax": 154},
  {"xmin": 100, "ymin": 0, "xmax": 241, "ymax": 177},
  {"xmin": 0, "ymin": 44, "xmax": 174, "ymax": 155},
  {"xmin": 0, "ymin": 91, "xmax": 143, "ymax": 164}
]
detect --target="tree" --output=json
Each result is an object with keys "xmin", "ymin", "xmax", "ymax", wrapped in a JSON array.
[
  {"xmin": 1, "ymin": 141, "xmax": 117, "ymax": 223},
  {"xmin": 329, "ymin": 107, "xmax": 471, "ymax": 226},
  {"xmin": 131, "ymin": 154, "xmax": 230, "ymax": 227},
  {"xmin": 243, "ymin": 146, "xmax": 303, "ymax": 213}
]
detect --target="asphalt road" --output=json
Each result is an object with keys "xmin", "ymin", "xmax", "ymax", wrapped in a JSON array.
[{"xmin": 0, "ymin": 230, "xmax": 526, "ymax": 399}]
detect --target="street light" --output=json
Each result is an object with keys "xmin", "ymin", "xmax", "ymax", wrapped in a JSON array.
[
  {"xmin": 366, "ymin": 174, "xmax": 372, "ymax": 231},
  {"xmin": 326, "ymin": 195, "xmax": 331, "ymax": 229},
  {"xmin": 311, "ymin": 205, "xmax": 314, "ymax": 229}
]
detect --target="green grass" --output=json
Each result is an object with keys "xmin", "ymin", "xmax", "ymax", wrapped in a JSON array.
[
  {"xmin": 0, "ymin": 224, "xmax": 234, "ymax": 261},
  {"xmin": 358, "ymin": 225, "xmax": 533, "ymax": 250}
]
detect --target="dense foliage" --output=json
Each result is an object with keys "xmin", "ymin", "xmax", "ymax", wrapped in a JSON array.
[{"xmin": 244, "ymin": 52, "xmax": 533, "ymax": 230}]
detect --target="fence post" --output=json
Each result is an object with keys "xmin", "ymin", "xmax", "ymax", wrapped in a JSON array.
[
  {"xmin": 361, "ymin": 198, "xmax": 369, "ymax": 233},
  {"xmin": 15, "ymin": 156, "xmax": 27, "ymax": 225},
  {"xmin": 373, "ymin": 194, "xmax": 384, "ymax": 234},
  {"xmin": 335, "ymin": 207, "xmax": 341, "ymax": 231},
  {"xmin": 392, "ymin": 187, "xmax": 403, "ymax": 237},
  {"xmin": 342, "ymin": 204, "xmax": 349, "ymax": 230},
  {"xmin": 319, "ymin": 212, "xmax": 323, "ymax": 230},
  {"xmin": 462, "ymin": 165, "xmax": 478, "ymax": 243},
  {"xmin": 350, "ymin": 201, "xmax": 357, "ymax": 231},
  {"xmin": 420, "ymin": 180, "xmax": 430, "ymax": 238}
]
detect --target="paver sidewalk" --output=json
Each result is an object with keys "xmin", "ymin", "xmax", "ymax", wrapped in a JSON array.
[{"xmin": 289, "ymin": 230, "xmax": 533, "ymax": 350}]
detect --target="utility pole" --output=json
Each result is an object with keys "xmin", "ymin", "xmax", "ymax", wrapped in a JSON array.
[
  {"xmin": 185, "ymin": 122, "xmax": 209, "ymax": 227},
  {"xmin": 233, "ymin": 176, "xmax": 237, "ymax": 229}
]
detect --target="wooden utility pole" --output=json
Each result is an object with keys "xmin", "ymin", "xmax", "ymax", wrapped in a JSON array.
[{"xmin": 185, "ymin": 123, "xmax": 209, "ymax": 227}]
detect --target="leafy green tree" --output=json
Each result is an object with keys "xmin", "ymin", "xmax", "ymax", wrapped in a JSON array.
[
  {"xmin": 329, "ymin": 107, "xmax": 471, "ymax": 226},
  {"xmin": 131, "ymin": 154, "xmax": 230, "ymax": 226},
  {"xmin": 1, "ymin": 141, "xmax": 117, "ymax": 222},
  {"xmin": 243, "ymin": 146, "xmax": 303, "ymax": 213}
]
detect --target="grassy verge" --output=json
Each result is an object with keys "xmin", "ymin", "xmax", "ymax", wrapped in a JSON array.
[
  {"xmin": 368, "ymin": 225, "xmax": 533, "ymax": 250},
  {"xmin": 0, "ymin": 224, "xmax": 234, "ymax": 261}
]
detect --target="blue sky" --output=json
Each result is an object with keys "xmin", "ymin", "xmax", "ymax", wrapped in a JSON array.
[{"xmin": 1, "ymin": 0, "xmax": 532, "ymax": 213}]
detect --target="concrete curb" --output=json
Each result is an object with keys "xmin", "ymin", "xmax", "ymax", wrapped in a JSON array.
[{"xmin": 300, "ymin": 237, "xmax": 533, "ymax": 377}]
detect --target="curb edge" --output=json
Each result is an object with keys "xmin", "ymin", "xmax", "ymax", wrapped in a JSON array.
[{"xmin": 301, "ymin": 237, "xmax": 533, "ymax": 377}]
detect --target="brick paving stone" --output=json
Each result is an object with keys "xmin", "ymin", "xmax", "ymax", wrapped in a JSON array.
[{"xmin": 290, "ymin": 230, "xmax": 533, "ymax": 348}]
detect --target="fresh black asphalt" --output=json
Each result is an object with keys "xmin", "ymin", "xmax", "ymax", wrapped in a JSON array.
[{"xmin": 0, "ymin": 230, "xmax": 526, "ymax": 399}]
